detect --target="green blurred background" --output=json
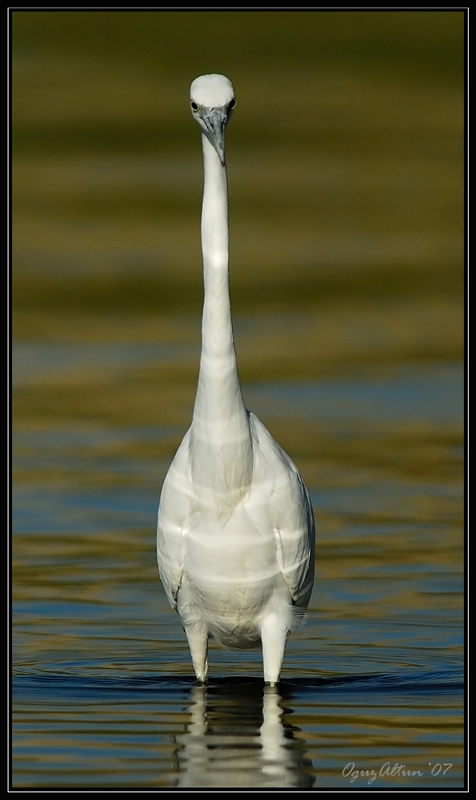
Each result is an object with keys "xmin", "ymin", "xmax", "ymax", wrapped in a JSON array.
[
  {"xmin": 12, "ymin": 9, "xmax": 464, "ymax": 434},
  {"xmin": 12, "ymin": 10, "xmax": 464, "ymax": 314}
]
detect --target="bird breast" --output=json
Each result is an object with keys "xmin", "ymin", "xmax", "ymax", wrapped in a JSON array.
[{"xmin": 178, "ymin": 506, "xmax": 292, "ymax": 649}]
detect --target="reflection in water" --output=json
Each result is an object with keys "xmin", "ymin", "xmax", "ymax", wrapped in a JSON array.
[{"xmin": 174, "ymin": 682, "xmax": 314, "ymax": 788}]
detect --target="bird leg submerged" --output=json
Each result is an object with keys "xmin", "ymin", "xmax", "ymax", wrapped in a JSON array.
[
  {"xmin": 183, "ymin": 622, "xmax": 209, "ymax": 684},
  {"xmin": 261, "ymin": 611, "xmax": 290, "ymax": 686}
]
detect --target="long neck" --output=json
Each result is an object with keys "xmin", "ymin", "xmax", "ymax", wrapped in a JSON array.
[{"xmin": 190, "ymin": 133, "xmax": 253, "ymax": 511}]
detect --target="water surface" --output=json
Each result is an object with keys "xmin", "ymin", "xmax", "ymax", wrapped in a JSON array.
[{"xmin": 12, "ymin": 338, "xmax": 464, "ymax": 788}]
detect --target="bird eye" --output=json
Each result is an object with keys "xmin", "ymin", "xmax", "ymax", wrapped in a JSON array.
[
  {"xmin": 190, "ymin": 101, "xmax": 199, "ymax": 112},
  {"xmin": 228, "ymin": 98, "xmax": 236, "ymax": 110}
]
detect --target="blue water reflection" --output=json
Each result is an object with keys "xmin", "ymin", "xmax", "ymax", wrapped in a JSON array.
[
  {"xmin": 12, "ymin": 672, "xmax": 463, "ymax": 788},
  {"xmin": 245, "ymin": 363, "xmax": 463, "ymax": 425}
]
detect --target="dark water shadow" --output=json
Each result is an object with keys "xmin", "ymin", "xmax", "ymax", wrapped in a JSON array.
[{"xmin": 12, "ymin": 667, "xmax": 463, "ymax": 700}]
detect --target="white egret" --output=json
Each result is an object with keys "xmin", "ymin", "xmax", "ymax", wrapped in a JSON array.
[{"xmin": 157, "ymin": 74, "xmax": 315, "ymax": 685}]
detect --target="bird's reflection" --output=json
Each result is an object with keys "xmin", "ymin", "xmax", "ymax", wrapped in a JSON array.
[{"xmin": 173, "ymin": 680, "xmax": 314, "ymax": 788}]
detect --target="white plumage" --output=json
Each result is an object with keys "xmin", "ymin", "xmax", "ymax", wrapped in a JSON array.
[{"xmin": 157, "ymin": 74, "xmax": 315, "ymax": 685}]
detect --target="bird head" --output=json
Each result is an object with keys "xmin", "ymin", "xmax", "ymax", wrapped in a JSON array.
[{"xmin": 190, "ymin": 74, "xmax": 236, "ymax": 166}]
